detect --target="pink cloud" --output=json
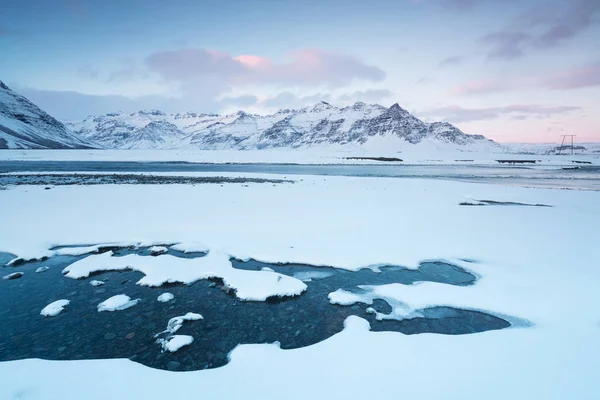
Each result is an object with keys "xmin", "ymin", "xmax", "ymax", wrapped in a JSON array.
[
  {"xmin": 451, "ymin": 61, "xmax": 600, "ymax": 96},
  {"xmin": 542, "ymin": 62, "xmax": 600, "ymax": 89},
  {"xmin": 145, "ymin": 48, "xmax": 385, "ymax": 89},
  {"xmin": 450, "ymin": 80, "xmax": 515, "ymax": 96}
]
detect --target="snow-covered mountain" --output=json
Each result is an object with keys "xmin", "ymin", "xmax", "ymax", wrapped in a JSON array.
[
  {"xmin": 65, "ymin": 101, "xmax": 495, "ymax": 151},
  {"xmin": 0, "ymin": 81, "xmax": 95, "ymax": 149}
]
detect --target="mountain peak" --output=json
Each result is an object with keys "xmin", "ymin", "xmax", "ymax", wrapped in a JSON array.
[
  {"xmin": 0, "ymin": 81, "xmax": 10, "ymax": 91},
  {"xmin": 305, "ymin": 101, "xmax": 335, "ymax": 113}
]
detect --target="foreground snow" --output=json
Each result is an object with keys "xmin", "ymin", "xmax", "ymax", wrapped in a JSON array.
[
  {"xmin": 1, "ymin": 316, "xmax": 598, "ymax": 399},
  {"xmin": 1, "ymin": 174, "xmax": 599, "ymax": 399}
]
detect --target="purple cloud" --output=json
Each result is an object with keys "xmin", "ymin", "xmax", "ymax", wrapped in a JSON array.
[
  {"xmin": 533, "ymin": 0, "xmax": 600, "ymax": 48},
  {"xmin": 452, "ymin": 61, "xmax": 600, "ymax": 95},
  {"xmin": 542, "ymin": 62, "xmax": 600, "ymax": 89},
  {"xmin": 442, "ymin": 0, "xmax": 480, "ymax": 10},
  {"xmin": 421, "ymin": 104, "xmax": 581, "ymax": 123},
  {"xmin": 480, "ymin": 31, "xmax": 529, "ymax": 60},
  {"xmin": 481, "ymin": 0, "xmax": 600, "ymax": 60},
  {"xmin": 337, "ymin": 89, "xmax": 393, "ymax": 103},
  {"xmin": 438, "ymin": 55, "xmax": 466, "ymax": 68},
  {"xmin": 145, "ymin": 48, "xmax": 386, "ymax": 88}
]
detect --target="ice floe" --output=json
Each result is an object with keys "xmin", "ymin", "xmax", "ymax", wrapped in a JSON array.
[
  {"xmin": 170, "ymin": 242, "xmax": 209, "ymax": 253},
  {"xmin": 149, "ymin": 246, "xmax": 168, "ymax": 255},
  {"xmin": 157, "ymin": 335, "xmax": 194, "ymax": 353},
  {"xmin": 63, "ymin": 251, "xmax": 307, "ymax": 301},
  {"xmin": 35, "ymin": 266, "xmax": 50, "ymax": 273},
  {"xmin": 90, "ymin": 280, "xmax": 105, "ymax": 286},
  {"xmin": 154, "ymin": 312, "xmax": 203, "ymax": 353},
  {"xmin": 157, "ymin": 293, "xmax": 174, "ymax": 303},
  {"xmin": 40, "ymin": 299, "xmax": 70, "ymax": 317},
  {"xmin": 97, "ymin": 295, "xmax": 140, "ymax": 312}
]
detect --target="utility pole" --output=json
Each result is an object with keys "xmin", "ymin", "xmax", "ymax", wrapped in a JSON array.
[{"xmin": 558, "ymin": 135, "xmax": 576, "ymax": 155}]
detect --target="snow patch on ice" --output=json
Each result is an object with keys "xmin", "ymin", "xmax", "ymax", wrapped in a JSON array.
[
  {"xmin": 40, "ymin": 299, "xmax": 70, "ymax": 317},
  {"xmin": 157, "ymin": 335, "xmax": 194, "ymax": 353},
  {"xmin": 53, "ymin": 245, "xmax": 101, "ymax": 256},
  {"xmin": 170, "ymin": 241, "xmax": 209, "ymax": 253},
  {"xmin": 90, "ymin": 280, "xmax": 105, "ymax": 286},
  {"xmin": 293, "ymin": 270, "xmax": 335, "ymax": 282},
  {"xmin": 157, "ymin": 293, "xmax": 174, "ymax": 303},
  {"xmin": 35, "ymin": 266, "xmax": 50, "ymax": 273},
  {"xmin": 158, "ymin": 312, "xmax": 204, "ymax": 335},
  {"xmin": 154, "ymin": 312, "xmax": 203, "ymax": 352},
  {"xmin": 328, "ymin": 289, "xmax": 374, "ymax": 306},
  {"xmin": 149, "ymin": 246, "xmax": 168, "ymax": 255},
  {"xmin": 62, "ymin": 251, "xmax": 307, "ymax": 301},
  {"xmin": 97, "ymin": 295, "xmax": 140, "ymax": 312}
]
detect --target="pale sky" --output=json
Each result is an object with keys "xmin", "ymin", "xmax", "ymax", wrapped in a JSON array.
[{"xmin": 1, "ymin": 0, "xmax": 599, "ymax": 142}]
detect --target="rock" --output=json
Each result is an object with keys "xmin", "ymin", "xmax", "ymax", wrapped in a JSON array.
[
  {"xmin": 167, "ymin": 361, "xmax": 181, "ymax": 371},
  {"xmin": 125, "ymin": 332, "xmax": 136, "ymax": 339},
  {"xmin": 2, "ymin": 272, "xmax": 23, "ymax": 280},
  {"xmin": 104, "ymin": 333, "xmax": 117, "ymax": 340}
]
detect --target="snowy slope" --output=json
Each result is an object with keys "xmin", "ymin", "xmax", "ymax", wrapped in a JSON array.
[
  {"xmin": 66, "ymin": 101, "xmax": 496, "ymax": 151},
  {"xmin": 0, "ymin": 81, "xmax": 95, "ymax": 149}
]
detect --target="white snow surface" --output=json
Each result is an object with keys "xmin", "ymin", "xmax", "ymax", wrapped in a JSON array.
[
  {"xmin": 90, "ymin": 280, "xmax": 104, "ymax": 286},
  {"xmin": 157, "ymin": 335, "xmax": 194, "ymax": 353},
  {"xmin": 62, "ymin": 251, "xmax": 307, "ymax": 301},
  {"xmin": 1, "ymin": 174, "xmax": 600, "ymax": 398},
  {"xmin": 160, "ymin": 312, "xmax": 203, "ymax": 335},
  {"xmin": 169, "ymin": 241, "xmax": 209, "ymax": 253},
  {"xmin": 156, "ymin": 293, "xmax": 174, "ymax": 303},
  {"xmin": 97, "ymin": 295, "xmax": 140, "ymax": 312},
  {"xmin": 149, "ymin": 245, "xmax": 168, "ymax": 255},
  {"xmin": 1, "ymin": 148, "xmax": 598, "ymax": 165},
  {"xmin": 40, "ymin": 299, "xmax": 70, "ymax": 317}
]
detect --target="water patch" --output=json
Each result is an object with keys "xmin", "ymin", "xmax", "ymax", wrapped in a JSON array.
[
  {"xmin": 231, "ymin": 258, "xmax": 477, "ymax": 287},
  {"xmin": 0, "ymin": 174, "xmax": 293, "ymax": 186},
  {"xmin": 0, "ymin": 249, "xmax": 513, "ymax": 372},
  {"xmin": 460, "ymin": 199, "xmax": 552, "ymax": 207}
]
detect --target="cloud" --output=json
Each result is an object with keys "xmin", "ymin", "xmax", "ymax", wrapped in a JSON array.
[
  {"xmin": 532, "ymin": 0, "xmax": 600, "ymax": 49},
  {"xmin": 337, "ymin": 89, "xmax": 393, "ymax": 103},
  {"xmin": 441, "ymin": 0, "xmax": 480, "ymax": 10},
  {"xmin": 144, "ymin": 48, "xmax": 386, "ymax": 89},
  {"xmin": 542, "ymin": 62, "xmax": 600, "ymax": 89},
  {"xmin": 261, "ymin": 92, "xmax": 332, "ymax": 109},
  {"xmin": 421, "ymin": 104, "xmax": 581, "ymax": 123},
  {"xmin": 14, "ymin": 87, "xmax": 249, "ymax": 120},
  {"xmin": 481, "ymin": 0, "xmax": 600, "ymax": 60},
  {"xmin": 480, "ymin": 31, "xmax": 529, "ymax": 60},
  {"xmin": 219, "ymin": 94, "xmax": 259, "ymax": 108},
  {"xmin": 438, "ymin": 55, "xmax": 466, "ymax": 68},
  {"xmin": 76, "ymin": 65, "xmax": 99, "ymax": 80},
  {"xmin": 451, "ymin": 61, "xmax": 600, "ymax": 95},
  {"xmin": 450, "ymin": 79, "xmax": 517, "ymax": 95},
  {"xmin": 261, "ymin": 89, "xmax": 393, "ymax": 110},
  {"xmin": 416, "ymin": 76, "xmax": 435, "ymax": 85}
]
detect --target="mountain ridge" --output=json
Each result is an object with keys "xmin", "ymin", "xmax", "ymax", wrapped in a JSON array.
[
  {"xmin": 0, "ymin": 81, "xmax": 96, "ymax": 149},
  {"xmin": 66, "ymin": 101, "xmax": 495, "ymax": 150}
]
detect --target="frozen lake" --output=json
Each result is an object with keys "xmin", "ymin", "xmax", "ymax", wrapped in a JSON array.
[{"xmin": 1, "ymin": 160, "xmax": 599, "ymax": 189}]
